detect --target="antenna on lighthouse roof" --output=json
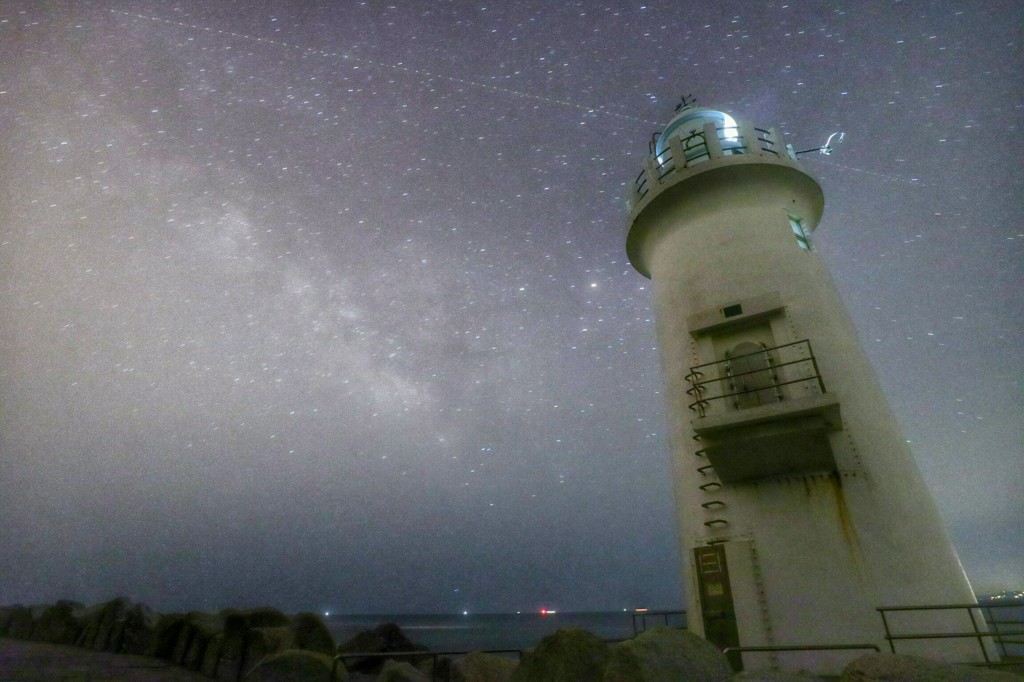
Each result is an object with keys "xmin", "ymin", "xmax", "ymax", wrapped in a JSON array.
[{"xmin": 674, "ymin": 93, "xmax": 697, "ymax": 113}]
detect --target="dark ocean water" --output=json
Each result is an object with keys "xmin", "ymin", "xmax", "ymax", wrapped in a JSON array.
[{"xmin": 326, "ymin": 610, "xmax": 687, "ymax": 653}]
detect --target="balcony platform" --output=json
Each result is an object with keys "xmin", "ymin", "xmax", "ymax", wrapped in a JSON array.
[{"xmin": 692, "ymin": 394, "xmax": 842, "ymax": 484}]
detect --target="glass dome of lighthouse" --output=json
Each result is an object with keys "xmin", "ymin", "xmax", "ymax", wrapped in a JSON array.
[{"xmin": 654, "ymin": 106, "xmax": 740, "ymax": 160}]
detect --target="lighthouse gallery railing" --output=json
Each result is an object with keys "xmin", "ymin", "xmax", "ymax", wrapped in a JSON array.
[
  {"xmin": 632, "ymin": 124, "xmax": 786, "ymax": 206},
  {"xmin": 685, "ymin": 339, "xmax": 827, "ymax": 418}
]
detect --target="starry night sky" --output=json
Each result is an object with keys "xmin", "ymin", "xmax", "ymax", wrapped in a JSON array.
[{"xmin": 1, "ymin": 1, "xmax": 1020, "ymax": 615}]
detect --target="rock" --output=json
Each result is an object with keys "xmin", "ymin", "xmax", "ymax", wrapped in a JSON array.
[
  {"xmin": 27, "ymin": 605, "xmax": 48, "ymax": 639},
  {"xmin": 377, "ymin": 659, "xmax": 431, "ymax": 682},
  {"xmin": 171, "ymin": 611, "xmax": 223, "ymax": 669},
  {"xmin": 244, "ymin": 648, "xmax": 343, "ymax": 681},
  {"xmin": 337, "ymin": 623, "xmax": 428, "ymax": 675},
  {"xmin": 338, "ymin": 622, "xmax": 421, "ymax": 655},
  {"xmin": 152, "ymin": 613, "xmax": 188, "ymax": 660},
  {"xmin": 217, "ymin": 611, "xmax": 251, "ymax": 681},
  {"xmin": 0, "ymin": 605, "xmax": 20, "ymax": 635},
  {"xmin": 451, "ymin": 651, "xmax": 518, "ymax": 682},
  {"xmin": 840, "ymin": 652, "xmax": 1020, "ymax": 681},
  {"xmin": 511, "ymin": 628, "xmax": 609, "ymax": 682},
  {"xmin": 217, "ymin": 608, "xmax": 294, "ymax": 680},
  {"xmin": 730, "ymin": 671, "xmax": 826, "ymax": 681},
  {"xmin": 31, "ymin": 600, "xmax": 84, "ymax": 644},
  {"xmin": 4, "ymin": 605, "xmax": 35, "ymax": 640},
  {"xmin": 185, "ymin": 615, "xmax": 226, "ymax": 671},
  {"xmin": 92, "ymin": 597, "xmax": 133, "ymax": 651},
  {"xmin": 119, "ymin": 602, "xmax": 161, "ymax": 655},
  {"xmin": 603, "ymin": 626, "xmax": 733, "ymax": 682},
  {"xmin": 201, "ymin": 632, "xmax": 227, "ymax": 677},
  {"xmin": 290, "ymin": 612, "xmax": 335, "ymax": 655},
  {"xmin": 74, "ymin": 603, "xmax": 106, "ymax": 649},
  {"xmin": 243, "ymin": 626, "xmax": 295, "ymax": 676}
]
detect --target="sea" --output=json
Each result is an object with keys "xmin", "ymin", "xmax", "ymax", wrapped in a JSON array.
[
  {"xmin": 326, "ymin": 600, "xmax": 1023, "ymax": 658},
  {"xmin": 326, "ymin": 610, "xmax": 687, "ymax": 654}
]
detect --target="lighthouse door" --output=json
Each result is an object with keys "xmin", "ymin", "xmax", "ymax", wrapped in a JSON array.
[{"xmin": 694, "ymin": 545, "xmax": 742, "ymax": 670}]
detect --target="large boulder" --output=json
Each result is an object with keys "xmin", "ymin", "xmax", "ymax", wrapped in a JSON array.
[
  {"xmin": 31, "ymin": 600, "xmax": 84, "ymax": 644},
  {"xmin": 511, "ymin": 628, "xmax": 609, "ymax": 682},
  {"xmin": 244, "ymin": 649, "xmax": 343, "ymax": 681},
  {"xmin": 729, "ymin": 671, "xmax": 827, "ymax": 681},
  {"xmin": 289, "ymin": 612, "xmax": 334, "ymax": 655},
  {"xmin": 216, "ymin": 608, "xmax": 293, "ymax": 681},
  {"xmin": 91, "ymin": 597, "xmax": 133, "ymax": 651},
  {"xmin": 604, "ymin": 626, "xmax": 732, "ymax": 682},
  {"xmin": 218, "ymin": 611, "xmax": 255, "ymax": 680},
  {"xmin": 74, "ymin": 602, "xmax": 106, "ymax": 649},
  {"xmin": 4, "ymin": 605, "xmax": 36, "ymax": 639},
  {"xmin": 0, "ymin": 605, "xmax": 20, "ymax": 635},
  {"xmin": 119, "ymin": 602, "xmax": 161, "ymax": 655},
  {"xmin": 337, "ymin": 623, "xmax": 427, "ymax": 676},
  {"xmin": 243, "ymin": 626, "xmax": 294, "ymax": 675},
  {"xmin": 201, "ymin": 632, "xmax": 228, "ymax": 678},
  {"xmin": 840, "ymin": 652, "xmax": 1020, "ymax": 681},
  {"xmin": 70, "ymin": 598, "xmax": 137, "ymax": 651},
  {"xmin": 377, "ymin": 659, "xmax": 432, "ymax": 682},
  {"xmin": 451, "ymin": 651, "xmax": 518, "ymax": 682},
  {"xmin": 171, "ymin": 611, "xmax": 224, "ymax": 669},
  {"xmin": 153, "ymin": 613, "xmax": 189, "ymax": 660},
  {"xmin": 217, "ymin": 612, "xmax": 248, "ymax": 680}
]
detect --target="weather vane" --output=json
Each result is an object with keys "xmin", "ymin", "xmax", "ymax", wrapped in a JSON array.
[
  {"xmin": 674, "ymin": 93, "xmax": 697, "ymax": 113},
  {"xmin": 647, "ymin": 94, "xmax": 699, "ymax": 153},
  {"xmin": 794, "ymin": 131, "xmax": 846, "ymax": 156}
]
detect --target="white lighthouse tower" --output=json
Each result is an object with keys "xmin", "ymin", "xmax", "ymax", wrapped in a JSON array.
[{"xmin": 626, "ymin": 105, "xmax": 983, "ymax": 673}]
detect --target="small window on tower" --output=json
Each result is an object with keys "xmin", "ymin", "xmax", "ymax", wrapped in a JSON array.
[{"xmin": 789, "ymin": 215, "xmax": 812, "ymax": 250}]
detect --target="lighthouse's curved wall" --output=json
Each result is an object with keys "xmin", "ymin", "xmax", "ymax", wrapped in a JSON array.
[{"xmin": 627, "ymin": 114, "xmax": 981, "ymax": 673}]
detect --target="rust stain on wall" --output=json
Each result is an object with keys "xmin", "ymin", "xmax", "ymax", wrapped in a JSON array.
[{"xmin": 828, "ymin": 473, "xmax": 864, "ymax": 565}]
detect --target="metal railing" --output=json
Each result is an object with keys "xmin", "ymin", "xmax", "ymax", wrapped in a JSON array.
[
  {"xmin": 685, "ymin": 339, "xmax": 826, "ymax": 418},
  {"xmin": 630, "ymin": 609, "xmax": 687, "ymax": 636},
  {"xmin": 631, "ymin": 124, "xmax": 787, "ymax": 206},
  {"xmin": 877, "ymin": 603, "xmax": 1024, "ymax": 667},
  {"xmin": 722, "ymin": 643, "xmax": 880, "ymax": 672}
]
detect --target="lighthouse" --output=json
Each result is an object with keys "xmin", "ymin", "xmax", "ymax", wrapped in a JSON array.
[{"xmin": 626, "ymin": 105, "xmax": 983, "ymax": 673}]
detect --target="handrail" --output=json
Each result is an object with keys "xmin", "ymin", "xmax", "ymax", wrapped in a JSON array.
[
  {"xmin": 630, "ymin": 609, "xmax": 687, "ymax": 636},
  {"xmin": 722, "ymin": 643, "xmax": 880, "ymax": 671},
  {"xmin": 686, "ymin": 339, "xmax": 826, "ymax": 417},
  {"xmin": 723, "ymin": 643, "xmax": 880, "ymax": 653},
  {"xmin": 877, "ymin": 602, "xmax": 1024, "ymax": 667},
  {"xmin": 878, "ymin": 603, "xmax": 1018, "ymax": 610}
]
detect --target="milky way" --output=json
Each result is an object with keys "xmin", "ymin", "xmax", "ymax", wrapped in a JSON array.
[{"xmin": 0, "ymin": 1, "xmax": 1020, "ymax": 614}]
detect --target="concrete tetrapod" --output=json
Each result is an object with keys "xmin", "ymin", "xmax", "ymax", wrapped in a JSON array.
[
  {"xmin": 511, "ymin": 628, "xmax": 609, "ymax": 682},
  {"xmin": 603, "ymin": 626, "xmax": 733, "ymax": 682}
]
